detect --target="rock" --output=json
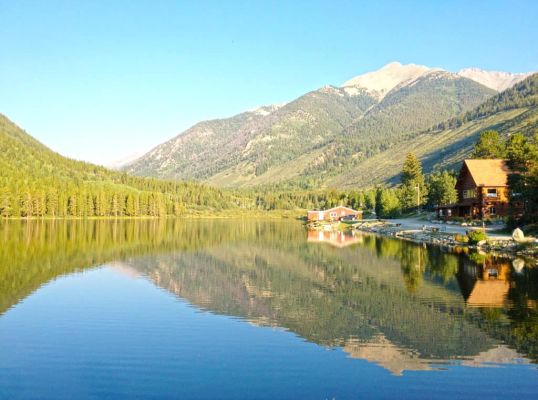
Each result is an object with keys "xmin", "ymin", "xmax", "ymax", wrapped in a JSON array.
[
  {"xmin": 512, "ymin": 228, "xmax": 525, "ymax": 242},
  {"xmin": 512, "ymin": 258, "xmax": 525, "ymax": 273}
]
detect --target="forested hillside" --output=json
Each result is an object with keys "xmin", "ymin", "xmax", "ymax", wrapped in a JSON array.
[
  {"xmin": 125, "ymin": 64, "xmax": 497, "ymax": 188},
  {"xmin": 305, "ymin": 71, "xmax": 496, "ymax": 179},
  {"xmin": 331, "ymin": 73, "xmax": 538, "ymax": 187},
  {"xmin": 0, "ymin": 114, "xmax": 247, "ymax": 218},
  {"xmin": 125, "ymin": 86, "xmax": 377, "ymax": 182}
]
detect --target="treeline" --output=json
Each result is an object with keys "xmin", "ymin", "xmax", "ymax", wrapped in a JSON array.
[
  {"xmin": 251, "ymin": 187, "xmax": 375, "ymax": 212},
  {"xmin": 0, "ymin": 177, "xmax": 252, "ymax": 218},
  {"xmin": 0, "ymin": 113, "xmax": 250, "ymax": 218},
  {"xmin": 249, "ymin": 156, "xmax": 457, "ymax": 218}
]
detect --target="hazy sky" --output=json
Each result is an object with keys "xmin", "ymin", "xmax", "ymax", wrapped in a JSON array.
[{"xmin": 1, "ymin": 0, "xmax": 537, "ymax": 165}]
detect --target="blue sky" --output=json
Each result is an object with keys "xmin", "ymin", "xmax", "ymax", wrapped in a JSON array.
[{"xmin": 1, "ymin": 0, "xmax": 537, "ymax": 165}]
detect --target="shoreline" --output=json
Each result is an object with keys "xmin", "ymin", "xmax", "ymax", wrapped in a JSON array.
[
  {"xmin": 309, "ymin": 218, "xmax": 538, "ymax": 265},
  {"xmin": 354, "ymin": 220, "xmax": 538, "ymax": 264}
]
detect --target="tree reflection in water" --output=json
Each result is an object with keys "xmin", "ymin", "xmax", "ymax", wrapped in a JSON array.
[{"xmin": 0, "ymin": 219, "xmax": 537, "ymax": 373}]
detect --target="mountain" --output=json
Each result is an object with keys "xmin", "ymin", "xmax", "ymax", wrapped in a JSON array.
[
  {"xmin": 341, "ymin": 61, "xmax": 437, "ymax": 99},
  {"xmin": 304, "ymin": 69, "xmax": 497, "ymax": 180},
  {"xmin": 125, "ymin": 87, "xmax": 378, "ymax": 182},
  {"xmin": 329, "ymin": 72, "xmax": 538, "ymax": 187},
  {"xmin": 458, "ymin": 68, "xmax": 532, "ymax": 91},
  {"xmin": 0, "ymin": 114, "xmax": 244, "ymax": 218},
  {"xmin": 126, "ymin": 62, "xmax": 500, "ymax": 187}
]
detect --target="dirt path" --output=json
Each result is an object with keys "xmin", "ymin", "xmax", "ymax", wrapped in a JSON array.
[{"xmin": 386, "ymin": 217, "xmax": 511, "ymax": 239}]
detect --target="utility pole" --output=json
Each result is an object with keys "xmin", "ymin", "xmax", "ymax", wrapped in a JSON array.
[{"xmin": 415, "ymin": 184, "xmax": 420, "ymax": 216}]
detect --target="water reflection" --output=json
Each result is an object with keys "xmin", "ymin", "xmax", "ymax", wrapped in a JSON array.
[{"xmin": 0, "ymin": 219, "xmax": 537, "ymax": 375}]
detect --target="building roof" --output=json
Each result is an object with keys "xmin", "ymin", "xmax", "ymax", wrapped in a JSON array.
[
  {"xmin": 467, "ymin": 280, "xmax": 509, "ymax": 307},
  {"xmin": 462, "ymin": 159, "xmax": 511, "ymax": 187},
  {"xmin": 325, "ymin": 206, "xmax": 359, "ymax": 213},
  {"xmin": 308, "ymin": 206, "xmax": 359, "ymax": 213}
]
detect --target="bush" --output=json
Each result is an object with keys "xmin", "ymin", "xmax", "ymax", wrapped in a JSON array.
[
  {"xmin": 467, "ymin": 230, "xmax": 488, "ymax": 244},
  {"xmin": 454, "ymin": 234, "xmax": 469, "ymax": 243}
]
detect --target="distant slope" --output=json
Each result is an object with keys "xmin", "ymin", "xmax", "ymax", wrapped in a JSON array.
[
  {"xmin": 124, "ymin": 105, "xmax": 281, "ymax": 179},
  {"xmin": 458, "ymin": 68, "xmax": 532, "ymax": 91},
  {"xmin": 0, "ymin": 114, "xmax": 242, "ymax": 217},
  {"xmin": 210, "ymin": 70, "xmax": 495, "ymax": 187},
  {"xmin": 330, "ymin": 73, "xmax": 538, "ymax": 188},
  {"xmin": 125, "ymin": 62, "xmax": 538, "ymax": 189},
  {"xmin": 126, "ymin": 63, "xmax": 498, "ymax": 187},
  {"xmin": 125, "ymin": 87, "xmax": 377, "ymax": 181}
]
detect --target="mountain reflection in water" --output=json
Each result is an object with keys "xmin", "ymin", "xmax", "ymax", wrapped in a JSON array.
[{"xmin": 1, "ymin": 219, "xmax": 537, "ymax": 376}]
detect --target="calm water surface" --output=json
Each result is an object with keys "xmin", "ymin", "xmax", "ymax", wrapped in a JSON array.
[{"xmin": 0, "ymin": 219, "xmax": 537, "ymax": 399}]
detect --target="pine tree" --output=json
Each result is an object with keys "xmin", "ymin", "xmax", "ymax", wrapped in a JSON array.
[
  {"xmin": 506, "ymin": 132, "xmax": 538, "ymax": 220},
  {"xmin": 473, "ymin": 130, "xmax": 506, "ymax": 158},
  {"xmin": 402, "ymin": 153, "xmax": 423, "ymax": 185},
  {"xmin": 400, "ymin": 153, "xmax": 426, "ymax": 210},
  {"xmin": 125, "ymin": 193, "xmax": 136, "ymax": 216}
]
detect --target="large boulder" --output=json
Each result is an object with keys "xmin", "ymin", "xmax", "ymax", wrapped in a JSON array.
[{"xmin": 512, "ymin": 228, "xmax": 525, "ymax": 242}]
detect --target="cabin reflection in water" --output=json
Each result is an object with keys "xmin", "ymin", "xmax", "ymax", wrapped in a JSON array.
[
  {"xmin": 307, "ymin": 230, "xmax": 363, "ymax": 248},
  {"xmin": 458, "ymin": 256, "xmax": 513, "ymax": 308}
]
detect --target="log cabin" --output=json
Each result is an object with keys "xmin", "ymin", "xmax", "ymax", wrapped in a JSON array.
[{"xmin": 437, "ymin": 159, "xmax": 513, "ymax": 220}]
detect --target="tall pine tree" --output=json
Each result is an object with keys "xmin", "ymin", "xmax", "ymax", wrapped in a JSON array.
[{"xmin": 399, "ymin": 153, "xmax": 426, "ymax": 211}]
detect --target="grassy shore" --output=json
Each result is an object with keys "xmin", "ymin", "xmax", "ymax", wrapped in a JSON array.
[{"xmin": 0, "ymin": 209, "xmax": 307, "ymax": 221}]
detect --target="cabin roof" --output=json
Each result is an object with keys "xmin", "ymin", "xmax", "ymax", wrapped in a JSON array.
[
  {"xmin": 467, "ymin": 280, "xmax": 509, "ymax": 307},
  {"xmin": 462, "ymin": 159, "xmax": 511, "ymax": 187}
]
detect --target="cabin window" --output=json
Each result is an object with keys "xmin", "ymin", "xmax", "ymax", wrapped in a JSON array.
[
  {"xmin": 463, "ymin": 189, "xmax": 476, "ymax": 199},
  {"xmin": 330, "ymin": 212, "xmax": 337, "ymax": 218},
  {"xmin": 489, "ymin": 206, "xmax": 496, "ymax": 215},
  {"xmin": 487, "ymin": 188, "xmax": 498, "ymax": 198}
]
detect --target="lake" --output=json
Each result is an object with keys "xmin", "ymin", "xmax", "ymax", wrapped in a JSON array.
[{"xmin": 0, "ymin": 219, "xmax": 537, "ymax": 399}]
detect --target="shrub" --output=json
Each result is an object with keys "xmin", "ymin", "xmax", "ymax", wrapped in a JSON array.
[
  {"xmin": 454, "ymin": 234, "xmax": 469, "ymax": 243},
  {"xmin": 467, "ymin": 230, "xmax": 488, "ymax": 244}
]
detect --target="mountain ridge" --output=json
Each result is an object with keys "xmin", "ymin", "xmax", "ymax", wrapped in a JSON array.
[
  {"xmin": 457, "ymin": 67, "xmax": 532, "ymax": 91},
  {"xmin": 123, "ymin": 62, "xmax": 536, "ymax": 188}
]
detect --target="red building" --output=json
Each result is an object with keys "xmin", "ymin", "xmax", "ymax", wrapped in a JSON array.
[{"xmin": 307, "ymin": 206, "xmax": 361, "ymax": 222}]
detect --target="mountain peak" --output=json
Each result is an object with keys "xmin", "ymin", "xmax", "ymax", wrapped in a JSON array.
[
  {"xmin": 457, "ymin": 68, "xmax": 533, "ymax": 91},
  {"xmin": 341, "ymin": 62, "xmax": 438, "ymax": 99},
  {"xmin": 247, "ymin": 103, "xmax": 284, "ymax": 116}
]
